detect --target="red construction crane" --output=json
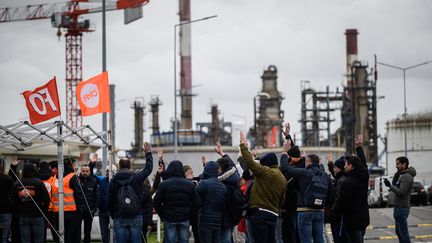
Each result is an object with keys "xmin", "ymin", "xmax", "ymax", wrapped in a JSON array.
[{"xmin": 1, "ymin": 0, "xmax": 149, "ymax": 128}]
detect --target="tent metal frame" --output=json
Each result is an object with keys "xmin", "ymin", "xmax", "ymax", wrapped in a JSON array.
[{"xmin": 0, "ymin": 120, "xmax": 113, "ymax": 243}]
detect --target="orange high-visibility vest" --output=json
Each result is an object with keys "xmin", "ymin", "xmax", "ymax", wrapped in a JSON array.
[
  {"xmin": 43, "ymin": 176, "xmax": 56, "ymax": 212},
  {"xmin": 51, "ymin": 173, "xmax": 77, "ymax": 212}
]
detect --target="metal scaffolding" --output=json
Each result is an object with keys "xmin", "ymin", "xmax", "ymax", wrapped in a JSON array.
[{"xmin": 0, "ymin": 120, "xmax": 112, "ymax": 243}]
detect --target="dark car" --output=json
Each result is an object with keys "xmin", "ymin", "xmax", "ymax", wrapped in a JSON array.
[
  {"xmin": 427, "ymin": 185, "xmax": 432, "ymax": 205},
  {"xmin": 410, "ymin": 182, "xmax": 428, "ymax": 206}
]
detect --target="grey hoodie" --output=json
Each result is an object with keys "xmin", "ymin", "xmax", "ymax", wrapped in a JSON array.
[{"xmin": 390, "ymin": 167, "xmax": 416, "ymax": 208}]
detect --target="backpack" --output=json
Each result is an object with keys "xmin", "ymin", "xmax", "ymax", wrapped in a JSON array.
[
  {"xmin": 225, "ymin": 186, "xmax": 248, "ymax": 228},
  {"xmin": 303, "ymin": 170, "xmax": 329, "ymax": 209},
  {"xmin": 117, "ymin": 175, "xmax": 141, "ymax": 217}
]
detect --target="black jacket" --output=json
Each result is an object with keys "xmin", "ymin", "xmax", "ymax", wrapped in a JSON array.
[
  {"xmin": 108, "ymin": 152, "xmax": 153, "ymax": 218},
  {"xmin": 197, "ymin": 161, "xmax": 227, "ymax": 225},
  {"xmin": 153, "ymin": 160, "xmax": 201, "ymax": 222},
  {"xmin": 0, "ymin": 173, "xmax": 14, "ymax": 214},
  {"xmin": 332, "ymin": 154, "xmax": 369, "ymax": 230},
  {"xmin": 12, "ymin": 177, "xmax": 50, "ymax": 217},
  {"xmin": 78, "ymin": 175, "xmax": 100, "ymax": 213}
]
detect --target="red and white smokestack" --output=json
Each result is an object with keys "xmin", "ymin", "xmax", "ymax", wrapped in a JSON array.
[
  {"xmin": 345, "ymin": 29, "xmax": 358, "ymax": 88},
  {"xmin": 179, "ymin": 0, "xmax": 193, "ymax": 129}
]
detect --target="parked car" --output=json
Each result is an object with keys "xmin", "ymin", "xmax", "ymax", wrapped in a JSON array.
[
  {"xmin": 411, "ymin": 181, "xmax": 428, "ymax": 206},
  {"xmin": 427, "ymin": 185, "xmax": 432, "ymax": 205},
  {"xmin": 368, "ymin": 176, "xmax": 391, "ymax": 208},
  {"xmin": 388, "ymin": 181, "xmax": 428, "ymax": 206}
]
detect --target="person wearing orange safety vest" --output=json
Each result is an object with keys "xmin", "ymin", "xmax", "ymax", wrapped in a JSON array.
[{"xmin": 50, "ymin": 158, "xmax": 84, "ymax": 243}]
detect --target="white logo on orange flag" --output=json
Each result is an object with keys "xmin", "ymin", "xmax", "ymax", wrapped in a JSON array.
[
  {"xmin": 22, "ymin": 77, "xmax": 61, "ymax": 124},
  {"xmin": 77, "ymin": 71, "xmax": 110, "ymax": 116}
]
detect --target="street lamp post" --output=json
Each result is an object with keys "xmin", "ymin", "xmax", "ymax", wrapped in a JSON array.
[
  {"xmin": 174, "ymin": 15, "xmax": 217, "ymax": 159},
  {"xmin": 377, "ymin": 60, "xmax": 431, "ymax": 157}
]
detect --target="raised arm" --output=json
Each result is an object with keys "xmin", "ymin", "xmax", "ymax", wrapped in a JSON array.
[
  {"xmin": 239, "ymin": 131, "xmax": 270, "ymax": 176},
  {"xmin": 355, "ymin": 135, "xmax": 367, "ymax": 166},
  {"xmin": 135, "ymin": 142, "xmax": 154, "ymax": 183}
]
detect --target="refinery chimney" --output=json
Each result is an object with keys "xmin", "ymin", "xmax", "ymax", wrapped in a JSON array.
[
  {"xmin": 179, "ymin": 0, "xmax": 193, "ymax": 129},
  {"xmin": 345, "ymin": 29, "xmax": 358, "ymax": 88}
]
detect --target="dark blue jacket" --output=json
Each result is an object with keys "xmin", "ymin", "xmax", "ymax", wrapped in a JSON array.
[
  {"xmin": 197, "ymin": 161, "xmax": 227, "ymax": 225},
  {"xmin": 78, "ymin": 175, "xmax": 100, "ymax": 213},
  {"xmin": 153, "ymin": 160, "xmax": 201, "ymax": 222},
  {"xmin": 107, "ymin": 152, "xmax": 153, "ymax": 218},
  {"xmin": 280, "ymin": 154, "xmax": 334, "ymax": 208},
  {"xmin": 218, "ymin": 155, "xmax": 240, "ymax": 228},
  {"xmin": 88, "ymin": 162, "xmax": 109, "ymax": 212}
]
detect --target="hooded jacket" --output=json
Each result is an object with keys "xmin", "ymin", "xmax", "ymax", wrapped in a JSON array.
[
  {"xmin": 107, "ymin": 152, "xmax": 153, "ymax": 218},
  {"xmin": 12, "ymin": 165, "xmax": 50, "ymax": 217},
  {"xmin": 240, "ymin": 144, "xmax": 286, "ymax": 214},
  {"xmin": 332, "ymin": 159, "xmax": 370, "ymax": 230},
  {"xmin": 390, "ymin": 167, "xmax": 416, "ymax": 208},
  {"xmin": 197, "ymin": 161, "xmax": 227, "ymax": 225},
  {"xmin": 153, "ymin": 160, "xmax": 201, "ymax": 222}
]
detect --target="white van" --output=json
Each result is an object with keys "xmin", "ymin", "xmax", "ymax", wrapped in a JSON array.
[{"xmin": 368, "ymin": 175, "xmax": 392, "ymax": 208}]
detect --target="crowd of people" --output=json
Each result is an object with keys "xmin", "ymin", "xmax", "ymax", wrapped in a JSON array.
[{"xmin": 0, "ymin": 121, "xmax": 416, "ymax": 243}]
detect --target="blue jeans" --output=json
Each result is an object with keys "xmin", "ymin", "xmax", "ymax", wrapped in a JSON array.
[
  {"xmin": 20, "ymin": 216, "xmax": 44, "ymax": 243},
  {"xmin": 114, "ymin": 215, "xmax": 143, "ymax": 243},
  {"xmin": 164, "ymin": 220, "xmax": 189, "ymax": 243},
  {"xmin": 199, "ymin": 222, "xmax": 221, "ymax": 243},
  {"xmin": 394, "ymin": 207, "xmax": 411, "ymax": 243},
  {"xmin": 297, "ymin": 211, "xmax": 324, "ymax": 243},
  {"xmin": 0, "ymin": 214, "xmax": 11, "ymax": 243},
  {"xmin": 221, "ymin": 227, "xmax": 233, "ymax": 243},
  {"xmin": 251, "ymin": 210, "xmax": 278, "ymax": 243},
  {"xmin": 275, "ymin": 216, "xmax": 283, "ymax": 243}
]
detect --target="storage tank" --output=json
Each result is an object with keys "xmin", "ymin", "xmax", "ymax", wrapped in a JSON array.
[{"xmin": 386, "ymin": 111, "xmax": 432, "ymax": 185}]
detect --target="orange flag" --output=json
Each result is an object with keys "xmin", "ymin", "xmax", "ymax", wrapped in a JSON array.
[
  {"xmin": 22, "ymin": 77, "xmax": 61, "ymax": 124},
  {"xmin": 77, "ymin": 71, "xmax": 110, "ymax": 116}
]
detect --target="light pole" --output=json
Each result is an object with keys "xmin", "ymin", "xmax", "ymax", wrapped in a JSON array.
[
  {"xmin": 377, "ymin": 60, "xmax": 431, "ymax": 157},
  {"xmin": 174, "ymin": 15, "xmax": 217, "ymax": 159}
]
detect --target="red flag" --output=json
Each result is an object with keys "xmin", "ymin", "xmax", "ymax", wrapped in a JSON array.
[
  {"xmin": 22, "ymin": 77, "xmax": 61, "ymax": 124},
  {"xmin": 77, "ymin": 71, "xmax": 111, "ymax": 116}
]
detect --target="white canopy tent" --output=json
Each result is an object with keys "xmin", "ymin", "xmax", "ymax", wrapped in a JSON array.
[{"xmin": 0, "ymin": 120, "xmax": 114, "ymax": 243}]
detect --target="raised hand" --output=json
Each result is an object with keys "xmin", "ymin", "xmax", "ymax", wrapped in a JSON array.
[
  {"xmin": 355, "ymin": 134, "xmax": 364, "ymax": 146},
  {"xmin": 282, "ymin": 122, "xmax": 291, "ymax": 137},
  {"xmin": 283, "ymin": 139, "xmax": 291, "ymax": 152},
  {"xmin": 326, "ymin": 153, "xmax": 334, "ymax": 164},
  {"xmin": 201, "ymin": 155, "xmax": 207, "ymax": 167},
  {"xmin": 157, "ymin": 148, "xmax": 163, "ymax": 161},
  {"xmin": 240, "ymin": 131, "xmax": 247, "ymax": 145},
  {"xmin": 157, "ymin": 161, "xmax": 165, "ymax": 174},
  {"xmin": 215, "ymin": 141, "xmax": 224, "ymax": 157},
  {"xmin": 143, "ymin": 142, "xmax": 151, "ymax": 153}
]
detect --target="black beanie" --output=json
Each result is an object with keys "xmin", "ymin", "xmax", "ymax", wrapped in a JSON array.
[
  {"xmin": 334, "ymin": 157, "xmax": 345, "ymax": 170},
  {"xmin": 288, "ymin": 146, "xmax": 301, "ymax": 158},
  {"xmin": 259, "ymin": 153, "xmax": 278, "ymax": 167}
]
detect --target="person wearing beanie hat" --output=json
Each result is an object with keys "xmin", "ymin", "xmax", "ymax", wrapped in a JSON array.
[
  {"xmin": 326, "ymin": 154, "xmax": 348, "ymax": 243},
  {"xmin": 280, "ymin": 137, "xmax": 334, "ymax": 243},
  {"xmin": 239, "ymin": 132, "xmax": 286, "ymax": 243},
  {"xmin": 12, "ymin": 163, "xmax": 50, "ymax": 243},
  {"xmin": 332, "ymin": 135, "xmax": 370, "ymax": 242}
]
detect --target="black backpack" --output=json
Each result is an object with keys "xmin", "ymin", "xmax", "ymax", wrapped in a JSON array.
[
  {"xmin": 303, "ymin": 170, "xmax": 329, "ymax": 209},
  {"xmin": 117, "ymin": 175, "xmax": 141, "ymax": 217},
  {"xmin": 225, "ymin": 186, "xmax": 248, "ymax": 228}
]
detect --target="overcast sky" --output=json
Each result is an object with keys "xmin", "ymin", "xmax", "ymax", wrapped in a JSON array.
[{"xmin": 1, "ymin": 0, "xmax": 431, "ymax": 153}]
